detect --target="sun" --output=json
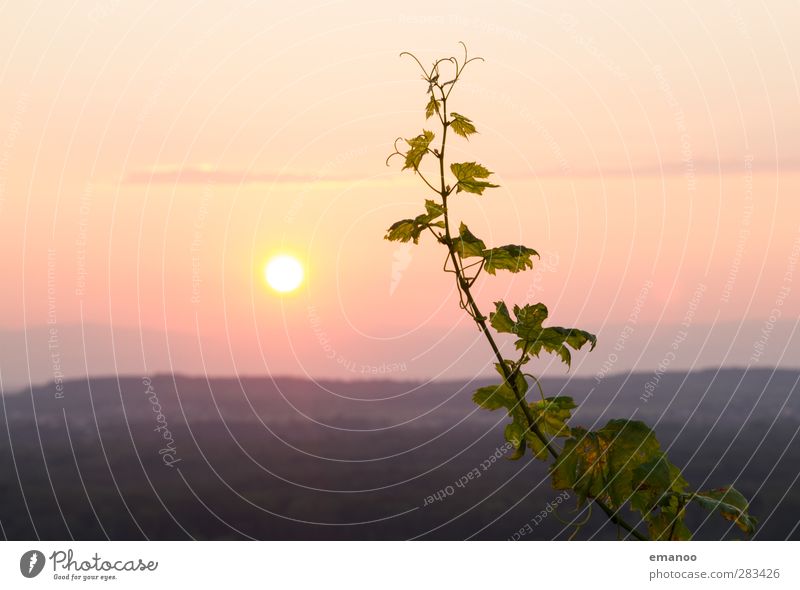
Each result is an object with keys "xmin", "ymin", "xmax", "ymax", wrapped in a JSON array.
[{"xmin": 264, "ymin": 255, "xmax": 304, "ymax": 293}]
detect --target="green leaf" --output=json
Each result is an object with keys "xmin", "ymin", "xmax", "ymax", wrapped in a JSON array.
[
  {"xmin": 453, "ymin": 223, "xmax": 486, "ymax": 258},
  {"xmin": 483, "ymin": 245, "xmax": 539, "ymax": 275},
  {"xmin": 524, "ymin": 396, "xmax": 577, "ymax": 461},
  {"xmin": 425, "ymin": 96, "xmax": 440, "ymax": 120},
  {"xmin": 492, "ymin": 362, "xmax": 528, "ymax": 395},
  {"xmin": 488, "ymin": 301, "xmax": 596, "ymax": 368},
  {"xmin": 449, "ymin": 112, "xmax": 477, "ymax": 138},
  {"xmin": 504, "ymin": 421, "xmax": 525, "ymax": 449},
  {"xmin": 450, "ymin": 161, "xmax": 499, "ymax": 195},
  {"xmin": 472, "ymin": 382, "xmax": 516, "ymax": 411},
  {"xmin": 503, "ymin": 406, "xmax": 532, "ymax": 460},
  {"xmin": 646, "ymin": 507, "xmax": 693, "ymax": 540},
  {"xmin": 507, "ymin": 302, "xmax": 549, "ymax": 340},
  {"xmin": 551, "ymin": 433, "xmax": 610, "ymax": 501},
  {"xmin": 523, "ymin": 327, "xmax": 597, "ymax": 367},
  {"xmin": 530, "ymin": 396, "xmax": 576, "ymax": 439},
  {"xmin": 490, "ymin": 301, "xmax": 557, "ymax": 348},
  {"xmin": 562, "ymin": 328, "xmax": 598, "ymax": 352},
  {"xmin": 384, "ymin": 217, "xmax": 444, "ymax": 244},
  {"xmin": 630, "ymin": 454, "xmax": 689, "ymax": 515},
  {"xmin": 550, "ymin": 419, "xmax": 663, "ymax": 508},
  {"xmin": 402, "ymin": 130, "xmax": 435, "ymax": 171},
  {"xmin": 690, "ymin": 487, "xmax": 757, "ymax": 535},
  {"xmin": 526, "ymin": 430, "xmax": 550, "ymax": 460},
  {"xmin": 424, "ymin": 199, "xmax": 444, "ymax": 219},
  {"xmin": 489, "ymin": 301, "xmax": 515, "ymax": 334},
  {"xmin": 485, "ymin": 366, "xmax": 535, "ymax": 461},
  {"xmin": 384, "ymin": 219, "xmax": 420, "ymax": 243},
  {"xmin": 599, "ymin": 419, "xmax": 662, "ymax": 508},
  {"xmin": 384, "ymin": 200, "xmax": 445, "ymax": 244},
  {"xmin": 527, "ymin": 328, "xmax": 574, "ymax": 365},
  {"xmin": 506, "ymin": 443, "xmax": 526, "ymax": 461}
]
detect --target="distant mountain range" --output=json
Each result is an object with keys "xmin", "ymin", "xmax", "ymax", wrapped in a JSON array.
[
  {"xmin": 1, "ymin": 368, "xmax": 798, "ymax": 540},
  {"xmin": 2, "ymin": 319, "xmax": 799, "ymax": 393}
]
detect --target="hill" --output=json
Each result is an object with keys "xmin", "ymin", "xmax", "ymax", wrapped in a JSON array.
[{"xmin": 0, "ymin": 368, "xmax": 798, "ymax": 540}]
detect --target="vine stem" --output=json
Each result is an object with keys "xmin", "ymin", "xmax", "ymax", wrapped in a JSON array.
[{"xmin": 435, "ymin": 88, "xmax": 648, "ymax": 542}]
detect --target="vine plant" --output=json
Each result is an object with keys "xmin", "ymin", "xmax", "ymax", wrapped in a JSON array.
[{"xmin": 385, "ymin": 44, "xmax": 756, "ymax": 540}]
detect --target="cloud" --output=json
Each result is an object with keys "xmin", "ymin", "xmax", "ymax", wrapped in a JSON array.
[
  {"xmin": 123, "ymin": 165, "xmax": 358, "ymax": 185},
  {"xmin": 124, "ymin": 157, "xmax": 800, "ymax": 186},
  {"xmin": 517, "ymin": 157, "xmax": 800, "ymax": 179}
]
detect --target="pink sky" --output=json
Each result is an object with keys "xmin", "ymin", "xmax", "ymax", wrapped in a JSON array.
[{"xmin": 1, "ymin": 1, "xmax": 798, "ymax": 387}]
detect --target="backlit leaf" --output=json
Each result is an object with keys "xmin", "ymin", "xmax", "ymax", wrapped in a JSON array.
[
  {"xmin": 450, "ymin": 161, "xmax": 499, "ymax": 195},
  {"xmin": 526, "ymin": 430, "xmax": 550, "ymax": 461},
  {"xmin": 551, "ymin": 432, "xmax": 610, "ymax": 501},
  {"xmin": 630, "ymin": 454, "xmax": 689, "ymax": 515},
  {"xmin": 483, "ymin": 244, "xmax": 539, "ymax": 275},
  {"xmin": 508, "ymin": 302, "xmax": 549, "ymax": 341},
  {"xmin": 523, "ymin": 327, "xmax": 597, "ymax": 367},
  {"xmin": 530, "ymin": 396, "xmax": 576, "ymax": 439},
  {"xmin": 599, "ymin": 419, "xmax": 662, "ymax": 508},
  {"xmin": 504, "ymin": 420, "xmax": 525, "ymax": 448},
  {"xmin": 402, "ymin": 130, "xmax": 435, "ymax": 171},
  {"xmin": 489, "ymin": 302, "xmax": 515, "ymax": 334},
  {"xmin": 385, "ymin": 219, "xmax": 420, "ymax": 243},
  {"xmin": 690, "ymin": 487, "xmax": 757, "ymax": 535},
  {"xmin": 384, "ymin": 200, "xmax": 445, "ymax": 244},
  {"xmin": 487, "ymin": 301, "xmax": 596, "ymax": 367},
  {"xmin": 472, "ymin": 382, "xmax": 516, "ymax": 411},
  {"xmin": 453, "ymin": 223, "xmax": 486, "ymax": 258},
  {"xmin": 492, "ymin": 362, "xmax": 528, "ymax": 395},
  {"xmin": 551, "ymin": 419, "xmax": 663, "ymax": 508},
  {"xmin": 449, "ymin": 112, "xmax": 477, "ymax": 138},
  {"xmin": 646, "ymin": 507, "xmax": 692, "ymax": 540},
  {"xmin": 424, "ymin": 199, "xmax": 444, "ymax": 219},
  {"xmin": 425, "ymin": 96, "xmax": 440, "ymax": 119},
  {"xmin": 524, "ymin": 396, "xmax": 577, "ymax": 461}
]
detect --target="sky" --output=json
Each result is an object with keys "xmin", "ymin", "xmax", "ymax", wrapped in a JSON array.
[{"xmin": 0, "ymin": 1, "xmax": 799, "ymax": 390}]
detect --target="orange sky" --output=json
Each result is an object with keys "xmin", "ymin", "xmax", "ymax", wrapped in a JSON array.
[{"xmin": 1, "ymin": 1, "xmax": 798, "ymax": 386}]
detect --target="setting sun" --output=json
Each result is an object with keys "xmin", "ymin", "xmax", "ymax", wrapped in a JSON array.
[{"xmin": 264, "ymin": 255, "xmax": 304, "ymax": 293}]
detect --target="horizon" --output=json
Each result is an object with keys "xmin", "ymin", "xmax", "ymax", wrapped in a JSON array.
[
  {"xmin": 5, "ymin": 364, "xmax": 800, "ymax": 398},
  {"xmin": 1, "ymin": 315, "xmax": 798, "ymax": 392}
]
